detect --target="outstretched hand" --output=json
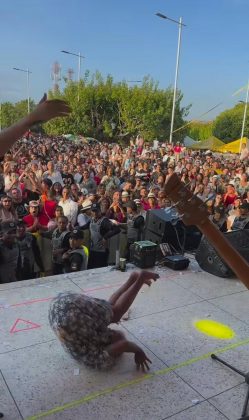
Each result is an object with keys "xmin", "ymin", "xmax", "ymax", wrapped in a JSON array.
[
  {"xmin": 134, "ymin": 350, "xmax": 152, "ymax": 371},
  {"xmin": 28, "ymin": 93, "xmax": 71, "ymax": 124}
]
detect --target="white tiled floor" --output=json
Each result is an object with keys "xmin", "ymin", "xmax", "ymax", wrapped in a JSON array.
[{"xmin": 1, "ymin": 262, "xmax": 249, "ymax": 419}]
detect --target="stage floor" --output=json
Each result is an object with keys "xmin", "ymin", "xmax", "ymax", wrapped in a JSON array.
[{"xmin": 1, "ymin": 258, "xmax": 249, "ymax": 420}]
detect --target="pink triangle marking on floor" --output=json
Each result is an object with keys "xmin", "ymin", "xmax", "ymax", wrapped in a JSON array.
[{"xmin": 10, "ymin": 318, "xmax": 41, "ymax": 333}]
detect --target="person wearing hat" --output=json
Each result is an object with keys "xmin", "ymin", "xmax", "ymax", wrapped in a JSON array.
[
  {"xmin": 77, "ymin": 199, "xmax": 92, "ymax": 229},
  {"xmin": 22, "ymin": 200, "xmax": 48, "ymax": 232},
  {"xmin": 0, "ymin": 222, "xmax": 20, "ymax": 283},
  {"xmin": 88, "ymin": 202, "xmax": 121, "ymax": 269},
  {"xmin": 16, "ymin": 220, "xmax": 44, "ymax": 280},
  {"xmin": 147, "ymin": 192, "xmax": 160, "ymax": 210},
  {"xmin": 62, "ymin": 229, "xmax": 88, "ymax": 273},
  {"xmin": 77, "ymin": 199, "xmax": 92, "ymax": 253},
  {"xmin": 121, "ymin": 191, "xmax": 130, "ymax": 205}
]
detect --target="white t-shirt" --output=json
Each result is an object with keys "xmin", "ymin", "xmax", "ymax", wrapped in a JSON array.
[{"xmin": 58, "ymin": 198, "xmax": 78, "ymax": 226}]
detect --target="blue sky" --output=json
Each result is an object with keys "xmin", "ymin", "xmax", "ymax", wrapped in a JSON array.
[{"xmin": 1, "ymin": 0, "xmax": 249, "ymax": 120}]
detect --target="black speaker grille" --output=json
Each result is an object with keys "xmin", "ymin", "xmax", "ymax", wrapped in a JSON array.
[{"xmin": 196, "ymin": 230, "xmax": 249, "ymax": 278}]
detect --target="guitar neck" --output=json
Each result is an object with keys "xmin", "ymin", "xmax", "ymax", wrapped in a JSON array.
[{"xmin": 199, "ymin": 219, "xmax": 249, "ymax": 289}]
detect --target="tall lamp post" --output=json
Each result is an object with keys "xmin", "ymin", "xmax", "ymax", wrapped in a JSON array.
[
  {"xmin": 13, "ymin": 67, "xmax": 32, "ymax": 113},
  {"xmin": 239, "ymin": 78, "xmax": 249, "ymax": 152},
  {"xmin": 156, "ymin": 12, "xmax": 186, "ymax": 144},
  {"xmin": 61, "ymin": 50, "xmax": 85, "ymax": 101}
]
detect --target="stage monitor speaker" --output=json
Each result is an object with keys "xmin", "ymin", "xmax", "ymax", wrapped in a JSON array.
[
  {"xmin": 195, "ymin": 230, "xmax": 249, "ymax": 278},
  {"xmin": 145, "ymin": 209, "xmax": 201, "ymax": 251},
  {"xmin": 145, "ymin": 209, "xmax": 175, "ymax": 235}
]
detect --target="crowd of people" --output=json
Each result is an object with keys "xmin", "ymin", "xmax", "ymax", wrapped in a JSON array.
[{"xmin": 0, "ymin": 132, "xmax": 249, "ymax": 283}]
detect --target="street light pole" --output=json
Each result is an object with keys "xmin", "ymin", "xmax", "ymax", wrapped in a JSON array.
[
  {"xmin": 156, "ymin": 13, "xmax": 186, "ymax": 144},
  {"xmin": 78, "ymin": 52, "xmax": 81, "ymax": 102},
  {"xmin": 61, "ymin": 50, "xmax": 85, "ymax": 102},
  {"xmin": 169, "ymin": 17, "xmax": 182, "ymax": 145},
  {"xmin": 27, "ymin": 68, "xmax": 30, "ymax": 114},
  {"xmin": 240, "ymin": 77, "xmax": 249, "ymax": 152},
  {"xmin": 13, "ymin": 67, "xmax": 32, "ymax": 113}
]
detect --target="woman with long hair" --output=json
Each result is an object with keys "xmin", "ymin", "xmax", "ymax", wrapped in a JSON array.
[
  {"xmin": 0, "ymin": 195, "xmax": 18, "ymax": 223},
  {"xmin": 51, "ymin": 182, "xmax": 63, "ymax": 202}
]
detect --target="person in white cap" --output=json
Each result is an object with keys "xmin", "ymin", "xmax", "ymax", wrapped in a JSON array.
[
  {"xmin": 147, "ymin": 192, "xmax": 160, "ymax": 210},
  {"xmin": 62, "ymin": 229, "xmax": 88, "ymax": 273},
  {"xmin": 77, "ymin": 199, "xmax": 92, "ymax": 229},
  {"xmin": 121, "ymin": 191, "xmax": 130, "ymax": 205}
]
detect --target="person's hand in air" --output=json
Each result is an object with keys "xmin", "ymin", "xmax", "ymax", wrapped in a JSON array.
[{"xmin": 27, "ymin": 93, "xmax": 71, "ymax": 125}]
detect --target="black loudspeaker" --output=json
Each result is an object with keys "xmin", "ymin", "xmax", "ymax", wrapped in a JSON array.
[
  {"xmin": 145, "ymin": 209, "xmax": 180, "ymax": 250},
  {"xmin": 195, "ymin": 230, "xmax": 249, "ymax": 278},
  {"xmin": 145, "ymin": 209, "xmax": 201, "ymax": 251}
]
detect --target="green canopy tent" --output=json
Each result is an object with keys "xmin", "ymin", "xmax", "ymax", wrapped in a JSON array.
[
  {"xmin": 191, "ymin": 136, "xmax": 224, "ymax": 151},
  {"xmin": 184, "ymin": 136, "xmax": 197, "ymax": 147}
]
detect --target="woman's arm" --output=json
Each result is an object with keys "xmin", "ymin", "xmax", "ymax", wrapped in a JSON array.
[{"xmin": 0, "ymin": 94, "xmax": 70, "ymax": 156}]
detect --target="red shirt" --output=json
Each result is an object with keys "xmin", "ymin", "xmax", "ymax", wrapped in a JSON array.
[
  {"xmin": 40, "ymin": 200, "xmax": 57, "ymax": 225},
  {"xmin": 174, "ymin": 146, "xmax": 182, "ymax": 154},
  {"xmin": 223, "ymin": 193, "xmax": 237, "ymax": 207},
  {"xmin": 137, "ymin": 146, "xmax": 143, "ymax": 155},
  {"xmin": 141, "ymin": 199, "xmax": 150, "ymax": 211},
  {"xmin": 23, "ymin": 214, "xmax": 47, "ymax": 229},
  {"xmin": 94, "ymin": 175, "xmax": 101, "ymax": 185}
]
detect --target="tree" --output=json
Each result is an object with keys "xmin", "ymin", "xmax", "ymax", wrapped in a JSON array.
[
  {"xmin": 1, "ymin": 71, "xmax": 190, "ymax": 143},
  {"xmin": 45, "ymin": 72, "xmax": 190, "ymax": 142},
  {"xmin": 212, "ymin": 104, "xmax": 249, "ymax": 143},
  {"xmin": 1, "ymin": 100, "xmax": 35, "ymax": 130},
  {"xmin": 188, "ymin": 121, "xmax": 213, "ymax": 141}
]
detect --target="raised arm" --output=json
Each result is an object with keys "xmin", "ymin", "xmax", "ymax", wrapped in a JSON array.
[{"xmin": 0, "ymin": 94, "xmax": 71, "ymax": 156}]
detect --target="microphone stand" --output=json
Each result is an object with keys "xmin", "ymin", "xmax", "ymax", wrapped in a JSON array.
[{"xmin": 211, "ymin": 354, "xmax": 249, "ymax": 419}]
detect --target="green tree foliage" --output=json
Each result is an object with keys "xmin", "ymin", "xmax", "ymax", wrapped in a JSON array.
[
  {"xmin": 0, "ymin": 72, "xmax": 190, "ymax": 143},
  {"xmin": 1, "ymin": 99, "xmax": 35, "ymax": 129},
  {"xmin": 212, "ymin": 103, "xmax": 249, "ymax": 143},
  {"xmin": 188, "ymin": 121, "xmax": 213, "ymax": 141},
  {"xmin": 45, "ymin": 72, "xmax": 190, "ymax": 142}
]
